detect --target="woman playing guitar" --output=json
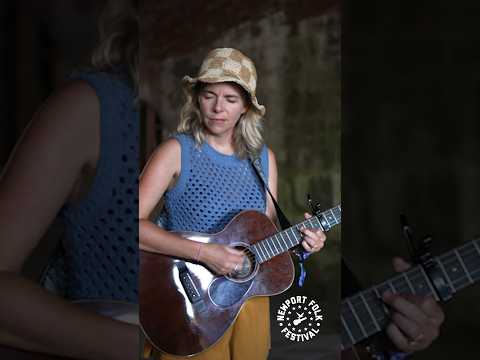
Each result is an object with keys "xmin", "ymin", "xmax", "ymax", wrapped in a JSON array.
[{"xmin": 138, "ymin": 48, "xmax": 327, "ymax": 360}]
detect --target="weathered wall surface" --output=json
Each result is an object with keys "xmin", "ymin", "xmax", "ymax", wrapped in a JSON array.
[{"xmin": 140, "ymin": 2, "xmax": 341, "ymax": 358}]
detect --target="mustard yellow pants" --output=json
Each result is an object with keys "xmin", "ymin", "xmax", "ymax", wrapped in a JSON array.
[{"xmin": 146, "ymin": 297, "xmax": 270, "ymax": 360}]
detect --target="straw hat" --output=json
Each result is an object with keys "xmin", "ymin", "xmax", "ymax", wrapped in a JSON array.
[{"xmin": 183, "ymin": 48, "xmax": 266, "ymax": 116}]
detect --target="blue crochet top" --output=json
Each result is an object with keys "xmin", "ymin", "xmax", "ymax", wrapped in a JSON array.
[
  {"xmin": 59, "ymin": 70, "xmax": 139, "ymax": 302},
  {"xmin": 157, "ymin": 134, "xmax": 269, "ymax": 233}
]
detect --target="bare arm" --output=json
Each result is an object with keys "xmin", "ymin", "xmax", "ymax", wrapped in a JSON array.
[
  {"xmin": 139, "ymin": 139, "xmax": 244, "ymax": 275},
  {"xmin": 0, "ymin": 81, "xmax": 137, "ymax": 360}
]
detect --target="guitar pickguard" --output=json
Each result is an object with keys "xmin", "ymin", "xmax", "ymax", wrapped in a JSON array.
[{"xmin": 208, "ymin": 277, "xmax": 254, "ymax": 307}]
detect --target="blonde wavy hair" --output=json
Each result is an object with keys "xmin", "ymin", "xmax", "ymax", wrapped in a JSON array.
[
  {"xmin": 177, "ymin": 82, "xmax": 265, "ymax": 159},
  {"xmin": 91, "ymin": 0, "xmax": 139, "ymax": 90}
]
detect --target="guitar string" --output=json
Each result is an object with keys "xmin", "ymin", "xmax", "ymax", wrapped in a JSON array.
[
  {"xmin": 341, "ymin": 239, "xmax": 480, "ymax": 345},
  {"xmin": 340, "ymin": 268, "xmax": 431, "ymax": 345},
  {"xmin": 249, "ymin": 206, "xmax": 341, "ymax": 262},
  {"xmin": 343, "ymin": 239, "xmax": 480, "ymax": 312}
]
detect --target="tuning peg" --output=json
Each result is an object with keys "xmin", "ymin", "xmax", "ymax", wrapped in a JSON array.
[
  {"xmin": 400, "ymin": 213, "xmax": 419, "ymax": 264},
  {"xmin": 306, "ymin": 194, "xmax": 321, "ymax": 215}
]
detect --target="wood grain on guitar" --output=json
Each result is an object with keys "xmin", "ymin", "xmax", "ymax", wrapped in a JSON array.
[{"xmin": 140, "ymin": 206, "xmax": 341, "ymax": 357}]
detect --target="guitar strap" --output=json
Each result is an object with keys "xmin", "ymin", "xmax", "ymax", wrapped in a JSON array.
[
  {"xmin": 250, "ymin": 155, "xmax": 309, "ymax": 286},
  {"xmin": 250, "ymin": 156, "xmax": 292, "ymax": 230}
]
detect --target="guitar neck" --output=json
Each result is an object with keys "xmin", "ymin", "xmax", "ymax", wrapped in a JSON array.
[
  {"xmin": 250, "ymin": 205, "xmax": 341, "ymax": 264},
  {"xmin": 341, "ymin": 238, "xmax": 480, "ymax": 351}
]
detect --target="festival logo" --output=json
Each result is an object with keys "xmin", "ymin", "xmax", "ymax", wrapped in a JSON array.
[{"xmin": 276, "ymin": 295, "xmax": 324, "ymax": 342}]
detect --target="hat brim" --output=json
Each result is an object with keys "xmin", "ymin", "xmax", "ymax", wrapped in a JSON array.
[{"xmin": 182, "ymin": 75, "xmax": 266, "ymax": 117}]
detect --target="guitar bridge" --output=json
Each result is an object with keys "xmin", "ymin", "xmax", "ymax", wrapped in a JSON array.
[{"xmin": 178, "ymin": 267, "xmax": 201, "ymax": 304}]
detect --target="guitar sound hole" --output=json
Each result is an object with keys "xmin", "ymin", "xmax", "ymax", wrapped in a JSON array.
[{"xmin": 226, "ymin": 245, "xmax": 258, "ymax": 283}]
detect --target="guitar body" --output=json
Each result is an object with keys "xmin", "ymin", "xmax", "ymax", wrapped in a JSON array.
[{"xmin": 139, "ymin": 210, "xmax": 295, "ymax": 356}]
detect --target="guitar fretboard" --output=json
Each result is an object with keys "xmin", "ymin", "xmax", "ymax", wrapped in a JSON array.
[
  {"xmin": 341, "ymin": 238, "xmax": 480, "ymax": 350},
  {"xmin": 251, "ymin": 205, "xmax": 341, "ymax": 264}
]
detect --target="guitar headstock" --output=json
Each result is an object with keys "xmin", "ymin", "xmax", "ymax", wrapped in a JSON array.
[
  {"xmin": 305, "ymin": 195, "xmax": 341, "ymax": 231},
  {"xmin": 307, "ymin": 194, "xmax": 323, "ymax": 217}
]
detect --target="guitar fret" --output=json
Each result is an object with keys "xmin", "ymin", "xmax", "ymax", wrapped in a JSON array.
[
  {"xmin": 349, "ymin": 294, "xmax": 378, "ymax": 336},
  {"xmin": 294, "ymin": 227, "xmax": 302, "ymax": 244},
  {"xmin": 473, "ymin": 240, "xmax": 480, "ymax": 257},
  {"xmin": 341, "ymin": 302, "xmax": 364, "ymax": 344},
  {"xmin": 261, "ymin": 241, "xmax": 271, "ymax": 260},
  {"xmin": 440, "ymin": 252, "xmax": 469, "ymax": 290},
  {"xmin": 359, "ymin": 292, "xmax": 381, "ymax": 332},
  {"xmin": 408, "ymin": 267, "xmax": 431, "ymax": 297},
  {"xmin": 272, "ymin": 235, "xmax": 285, "ymax": 254},
  {"xmin": 270, "ymin": 236, "xmax": 280, "ymax": 254},
  {"xmin": 289, "ymin": 228, "xmax": 301, "ymax": 246},
  {"xmin": 391, "ymin": 275, "xmax": 409, "ymax": 294},
  {"xmin": 267, "ymin": 238, "xmax": 278, "ymax": 255},
  {"xmin": 271, "ymin": 238, "xmax": 279, "ymax": 255},
  {"xmin": 341, "ymin": 314, "xmax": 355, "ymax": 346},
  {"xmin": 363, "ymin": 289, "xmax": 389, "ymax": 327},
  {"xmin": 419, "ymin": 266, "xmax": 440, "ymax": 300},
  {"xmin": 372, "ymin": 286, "xmax": 390, "ymax": 315},
  {"xmin": 313, "ymin": 216, "xmax": 323, "ymax": 230},
  {"xmin": 256, "ymin": 243, "xmax": 266, "ymax": 262},
  {"xmin": 454, "ymin": 249, "xmax": 473, "ymax": 284},
  {"xmin": 304, "ymin": 218, "xmax": 312, "ymax": 232},
  {"xmin": 435, "ymin": 257, "xmax": 455, "ymax": 293},
  {"xmin": 252, "ymin": 245, "xmax": 263, "ymax": 262},
  {"xmin": 278, "ymin": 233, "xmax": 289, "ymax": 251},
  {"xmin": 272, "ymin": 235, "xmax": 285, "ymax": 252},
  {"xmin": 330, "ymin": 208, "xmax": 338, "ymax": 223},
  {"xmin": 284, "ymin": 230, "xmax": 295, "ymax": 247},
  {"xmin": 261, "ymin": 242, "xmax": 270, "ymax": 261},
  {"xmin": 325, "ymin": 211, "xmax": 336, "ymax": 226},
  {"xmin": 458, "ymin": 242, "xmax": 480, "ymax": 282},
  {"xmin": 266, "ymin": 238, "xmax": 276, "ymax": 256},
  {"xmin": 333, "ymin": 206, "xmax": 341, "ymax": 223},
  {"xmin": 278, "ymin": 232, "xmax": 289, "ymax": 248},
  {"xmin": 346, "ymin": 298, "xmax": 368, "ymax": 338},
  {"xmin": 402, "ymin": 272, "xmax": 415, "ymax": 294}
]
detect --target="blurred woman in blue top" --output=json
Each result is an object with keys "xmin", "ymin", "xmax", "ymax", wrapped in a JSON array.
[{"xmin": 0, "ymin": 0, "xmax": 139, "ymax": 358}]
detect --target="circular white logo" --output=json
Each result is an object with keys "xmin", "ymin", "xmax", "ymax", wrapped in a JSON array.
[{"xmin": 276, "ymin": 295, "xmax": 324, "ymax": 342}]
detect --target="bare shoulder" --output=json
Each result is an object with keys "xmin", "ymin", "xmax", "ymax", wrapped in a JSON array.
[
  {"xmin": 36, "ymin": 79, "xmax": 100, "ymax": 131},
  {"xmin": 157, "ymin": 137, "xmax": 181, "ymax": 157},
  {"xmin": 139, "ymin": 138, "xmax": 181, "ymax": 219},
  {"xmin": 10, "ymin": 79, "xmax": 103, "ymax": 173},
  {"xmin": 267, "ymin": 147, "xmax": 277, "ymax": 163},
  {"xmin": 141, "ymin": 137, "xmax": 181, "ymax": 178},
  {"xmin": 0, "ymin": 80, "xmax": 102, "ymax": 272},
  {"xmin": 267, "ymin": 147, "xmax": 278, "ymax": 176}
]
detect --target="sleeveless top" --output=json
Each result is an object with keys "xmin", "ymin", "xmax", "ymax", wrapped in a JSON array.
[
  {"xmin": 58, "ymin": 70, "xmax": 139, "ymax": 302},
  {"xmin": 157, "ymin": 134, "xmax": 269, "ymax": 233}
]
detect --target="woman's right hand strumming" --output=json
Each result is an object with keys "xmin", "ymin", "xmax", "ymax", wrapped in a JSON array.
[{"xmin": 197, "ymin": 243, "xmax": 245, "ymax": 276}]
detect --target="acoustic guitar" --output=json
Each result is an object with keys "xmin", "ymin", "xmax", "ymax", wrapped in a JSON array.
[
  {"xmin": 0, "ymin": 300, "xmax": 138, "ymax": 360},
  {"xmin": 341, "ymin": 238, "xmax": 480, "ymax": 359},
  {"xmin": 139, "ymin": 205, "xmax": 341, "ymax": 356}
]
